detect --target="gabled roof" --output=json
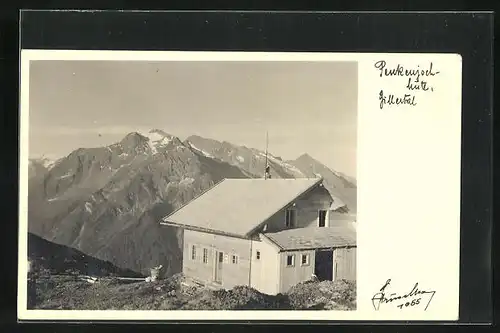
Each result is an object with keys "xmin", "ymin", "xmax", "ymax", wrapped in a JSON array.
[
  {"xmin": 161, "ymin": 178, "xmax": 324, "ymax": 237},
  {"xmin": 261, "ymin": 225, "xmax": 356, "ymax": 251}
]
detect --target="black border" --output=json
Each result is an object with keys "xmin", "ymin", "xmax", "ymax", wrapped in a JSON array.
[{"xmin": 12, "ymin": 10, "xmax": 494, "ymax": 326}]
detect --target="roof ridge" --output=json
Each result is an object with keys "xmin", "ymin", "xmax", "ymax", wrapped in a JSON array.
[
  {"xmin": 264, "ymin": 224, "xmax": 355, "ymax": 235},
  {"xmin": 161, "ymin": 178, "xmax": 227, "ymax": 222},
  {"xmin": 262, "ymin": 225, "xmax": 356, "ymax": 251},
  {"xmin": 259, "ymin": 233, "xmax": 284, "ymax": 251}
]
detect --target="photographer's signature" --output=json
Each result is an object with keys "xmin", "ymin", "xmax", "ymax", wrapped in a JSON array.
[{"xmin": 371, "ymin": 279, "xmax": 436, "ymax": 311}]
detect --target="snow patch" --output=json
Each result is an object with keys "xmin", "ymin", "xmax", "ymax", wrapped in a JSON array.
[
  {"xmin": 30, "ymin": 157, "xmax": 57, "ymax": 170},
  {"xmin": 146, "ymin": 141, "xmax": 158, "ymax": 155},
  {"xmin": 257, "ymin": 152, "xmax": 306, "ymax": 177},
  {"xmin": 58, "ymin": 172, "xmax": 73, "ymax": 180},
  {"xmin": 43, "ymin": 159, "xmax": 56, "ymax": 169},
  {"xmin": 236, "ymin": 155, "xmax": 245, "ymax": 163},
  {"xmin": 179, "ymin": 177, "xmax": 195, "ymax": 186},
  {"xmin": 187, "ymin": 142, "xmax": 214, "ymax": 158},
  {"xmin": 146, "ymin": 131, "xmax": 166, "ymax": 143},
  {"xmin": 84, "ymin": 202, "xmax": 93, "ymax": 214},
  {"xmin": 143, "ymin": 130, "xmax": 177, "ymax": 155},
  {"xmin": 282, "ymin": 162, "xmax": 306, "ymax": 177}
]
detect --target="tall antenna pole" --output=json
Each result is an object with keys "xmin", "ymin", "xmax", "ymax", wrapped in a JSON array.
[{"xmin": 264, "ymin": 131, "xmax": 269, "ymax": 180}]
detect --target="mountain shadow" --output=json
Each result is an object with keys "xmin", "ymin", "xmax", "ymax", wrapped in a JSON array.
[{"xmin": 28, "ymin": 232, "xmax": 143, "ymax": 278}]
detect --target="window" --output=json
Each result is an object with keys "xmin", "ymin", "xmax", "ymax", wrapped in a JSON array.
[
  {"xmin": 285, "ymin": 209, "xmax": 296, "ymax": 228},
  {"xmin": 318, "ymin": 210, "xmax": 327, "ymax": 227},
  {"xmin": 301, "ymin": 254, "xmax": 310, "ymax": 266},
  {"xmin": 286, "ymin": 254, "xmax": 295, "ymax": 267},
  {"xmin": 256, "ymin": 251, "xmax": 261, "ymax": 260},
  {"xmin": 232, "ymin": 255, "xmax": 238, "ymax": 264},
  {"xmin": 191, "ymin": 245, "xmax": 196, "ymax": 260},
  {"xmin": 202, "ymin": 248, "xmax": 208, "ymax": 264}
]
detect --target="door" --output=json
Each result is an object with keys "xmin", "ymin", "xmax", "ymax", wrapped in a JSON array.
[
  {"xmin": 314, "ymin": 249, "xmax": 333, "ymax": 281},
  {"xmin": 214, "ymin": 251, "xmax": 223, "ymax": 283}
]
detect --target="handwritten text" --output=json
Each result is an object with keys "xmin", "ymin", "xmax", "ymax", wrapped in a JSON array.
[
  {"xmin": 371, "ymin": 279, "xmax": 436, "ymax": 311},
  {"xmin": 374, "ymin": 60, "xmax": 441, "ymax": 109}
]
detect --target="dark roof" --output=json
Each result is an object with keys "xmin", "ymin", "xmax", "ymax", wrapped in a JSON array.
[
  {"xmin": 161, "ymin": 177, "xmax": 325, "ymax": 237},
  {"xmin": 261, "ymin": 225, "xmax": 356, "ymax": 251}
]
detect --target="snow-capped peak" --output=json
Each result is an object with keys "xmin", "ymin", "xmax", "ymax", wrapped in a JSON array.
[
  {"xmin": 146, "ymin": 129, "xmax": 173, "ymax": 144},
  {"xmin": 185, "ymin": 140, "xmax": 215, "ymax": 158},
  {"xmin": 143, "ymin": 129, "xmax": 177, "ymax": 154},
  {"xmin": 29, "ymin": 156, "xmax": 57, "ymax": 170}
]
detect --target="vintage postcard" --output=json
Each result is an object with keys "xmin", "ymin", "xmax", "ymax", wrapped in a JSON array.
[{"xmin": 18, "ymin": 50, "xmax": 462, "ymax": 321}]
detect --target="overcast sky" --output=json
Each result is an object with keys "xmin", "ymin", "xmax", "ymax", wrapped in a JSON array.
[{"xmin": 29, "ymin": 60, "xmax": 357, "ymax": 178}]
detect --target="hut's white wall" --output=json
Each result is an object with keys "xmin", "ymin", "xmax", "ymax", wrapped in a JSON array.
[
  {"xmin": 278, "ymin": 249, "xmax": 316, "ymax": 293},
  {"xmin": 333, "ymin": 247, "xmax": 357, "ymax": 281},
  {"xmin": 182, "ymin": 229, "xmax": 252, "ymax": 289},
  {"xmin": 249, "ymin": 239, "xmax": 280, "ymax": 295}
]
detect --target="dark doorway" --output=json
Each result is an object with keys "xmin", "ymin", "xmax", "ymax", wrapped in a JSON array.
[{"xmin": 314, "ymin": 250, "xmax": 333, "ymax": 281}]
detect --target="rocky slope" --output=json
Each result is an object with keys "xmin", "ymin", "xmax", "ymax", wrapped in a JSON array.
[
  {"xmin": 29, "ymin": 273, "xmax": 356, "ymax": 310},
  {"xmin": 28, "ymin": 130, "xmax": 356, "ymax": 278},
  {"xmin": 27, "ymin": 233, "xmax": 356, "ymax": 311}
]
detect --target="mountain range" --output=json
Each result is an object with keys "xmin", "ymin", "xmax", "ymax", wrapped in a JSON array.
[{"xmin": 27, "ymin": 130, "xmax": 356, "ymax": 277}]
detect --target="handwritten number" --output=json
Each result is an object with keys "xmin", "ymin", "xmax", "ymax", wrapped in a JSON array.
[{"xmin": 396, "ymin": 298, "xmax": 421, "ymax": 309}]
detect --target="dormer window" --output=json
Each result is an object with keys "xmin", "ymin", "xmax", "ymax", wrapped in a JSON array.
[
  {"xmin": 318, "ymin": 210, "xmax": 327, "ymax": 227},
  {"xmin": 285, "ymin": 209, "xmax": 296, "ymax": 228}
]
